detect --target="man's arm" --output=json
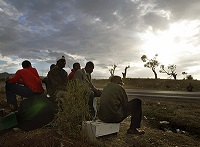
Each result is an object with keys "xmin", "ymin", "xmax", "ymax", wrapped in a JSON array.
[
  {"xmin": 119, "ymin": 86, "xmax": 128, "ymax": 107},
  {"xmin": 9, "ymin": 70, "xmax": 22, "ymax": 84}
]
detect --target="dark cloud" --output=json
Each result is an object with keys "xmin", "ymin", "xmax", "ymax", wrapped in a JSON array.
[{"xmin": 0, "ymin": 0, "xmax": 200, "ymax": 79}]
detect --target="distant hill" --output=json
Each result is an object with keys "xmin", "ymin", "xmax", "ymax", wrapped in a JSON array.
[{"xmin": 0, "ymin": 72, "xmax": 14, "ymax": 80}]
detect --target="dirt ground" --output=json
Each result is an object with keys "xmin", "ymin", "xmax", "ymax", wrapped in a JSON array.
[{"xmin": 1, "ymin": 80, "xmax": 200, "ymax": 147}]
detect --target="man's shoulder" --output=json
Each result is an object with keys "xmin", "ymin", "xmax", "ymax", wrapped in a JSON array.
[{"xmin": 75, "ymin": 68, "xmax": 84, "ymax": 75}]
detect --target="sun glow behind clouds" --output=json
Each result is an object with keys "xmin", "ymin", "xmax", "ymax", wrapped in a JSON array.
[{"xmin": 141, "ymin": 20, "xmax": 200, "ymax": 65}]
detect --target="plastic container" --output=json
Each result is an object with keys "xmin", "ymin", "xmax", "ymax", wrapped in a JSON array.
[{"xmin": 0, "ymin": 112, "xmax": 18, "ymax": 131}]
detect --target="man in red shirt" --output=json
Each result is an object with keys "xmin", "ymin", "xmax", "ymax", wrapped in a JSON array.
[
  {"xmin": 68, "ymin": 62, "xmax": 81, "ymax": 80},
  {"xmin": 6, "ymin": 60, "xmax": 44, "ymax": 111}
]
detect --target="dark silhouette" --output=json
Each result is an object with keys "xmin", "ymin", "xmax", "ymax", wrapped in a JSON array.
[
  {"xmin": 122, "ymin": 65, "xmax": 130, "ymax": 79},
  {"xmin": 186, "ymin": 83, "xmax": 193, "ymax": 92},
  {"xmin": 160, "ymin": 64, "xmax": 177, "ymax": 80}
]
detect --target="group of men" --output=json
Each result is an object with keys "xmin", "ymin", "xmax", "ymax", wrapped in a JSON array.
[{"xmin": 5, "ymin": 55, "xmax": 144, "ymax": 135}]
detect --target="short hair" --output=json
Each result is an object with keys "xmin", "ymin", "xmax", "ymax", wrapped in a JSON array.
[
  {"xmin": 110, "ymin": 75, "xmax": 121, "ymax": 82},
  {"xmin": 85, "ymin": 61, "xmax": 94, "ymax": 68},
  {"xmin": 73, "ymin": 62, "xmax": 80, "ymax": 69},
  {"xmin": 50, "ymin": 64, "xmax": 56, "ymax": 70},
  {"xmin": 22, "ymin": 60, "xmax": 31, "ymax": 68}
]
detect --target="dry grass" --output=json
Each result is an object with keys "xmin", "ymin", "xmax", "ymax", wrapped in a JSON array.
[{"xmin": 0, "ymin": 79, "xmax": 200, "ymax": 146}]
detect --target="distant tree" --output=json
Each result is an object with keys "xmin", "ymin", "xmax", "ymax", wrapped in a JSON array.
[
  {"xmin": 122, "ymin": 65, "xmax": 130, "ymax": 79},
  {"xmin": 159, "ymin": 64, "xmax": 177, "ymax": 80},
  {"xmin": 186, "ymin": 75, "xmax": 193, "ymax": 80},
  {"xmin": 109, "ymin": 64, "xmax": 117, "ymax": 77},
  {"xmin": 182, "ymin": 72, "xmax": 188, "ymax": 79},
  {"xmin": 141, "ymin": 54, "xmax": 159, "ymax": 79}
]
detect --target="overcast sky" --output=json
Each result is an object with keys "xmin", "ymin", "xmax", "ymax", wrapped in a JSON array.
[{"xmin": 0, "ymin": 0, "xmax": 200, "ymax": 79}]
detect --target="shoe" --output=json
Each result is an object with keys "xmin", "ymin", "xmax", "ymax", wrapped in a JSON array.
[
  {"xmin": 127, "ymin": 128, "xmax": 145, "ymax": 135},
  {"xmin": 9, "ymin": 104, "xmax": 19, "ymax": 112}
]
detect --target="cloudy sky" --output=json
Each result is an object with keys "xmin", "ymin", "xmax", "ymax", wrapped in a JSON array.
[{"xmin": 0, "ymin": 0, "xmax": 200, "ymax": 79}]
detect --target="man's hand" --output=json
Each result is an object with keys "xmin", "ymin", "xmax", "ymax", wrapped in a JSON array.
[{"xmin": 92, "ymin": 88, "xmax": 102, "ymax": 97}]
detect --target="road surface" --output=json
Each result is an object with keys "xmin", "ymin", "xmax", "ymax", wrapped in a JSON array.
[{"xmin": 126, "ymin": 89, "xmax": 200, "ymax": 101}]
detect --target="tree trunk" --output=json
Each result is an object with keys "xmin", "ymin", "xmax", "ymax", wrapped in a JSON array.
[
  {"xmin": 172, "ymin": 74, "xmax": 177, "ymax": 80},
  {"xmin": 122, "ymin": 72, "xmax": 125, "ymax": 79},
  {"xmin": 152, "ymin": 68, "xmax": 157, "ymax": 79}
]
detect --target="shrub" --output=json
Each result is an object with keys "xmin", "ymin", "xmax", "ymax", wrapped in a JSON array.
[{"xmin": 52, "ymin": 80, "xmax": 90, "ymax": 138}]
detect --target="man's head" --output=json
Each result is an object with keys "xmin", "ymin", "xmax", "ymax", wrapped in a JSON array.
[
  {"xmin": 50, "ymin": 64, "xmax": 56, "ymax": 70},
  {"xmin": 22, "ymin": 60, "xmax": 31, "ymax": 68},
  {"xmin": 110, "ymin": 76, "xmax": 124, "ymax": 85},
  {"xmin": 56, "ymin": 56, "xmax": 66, "ymax": 69},
  {"xmin": 73, "ymin": 62, "xmax": 81, "ymax": 71},
  {"xmin": 85, "ymin": 61, "xmax": 94, "ymax": 74}
]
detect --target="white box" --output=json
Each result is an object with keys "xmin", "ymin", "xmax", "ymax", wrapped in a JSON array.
[{"xmin": 82, "ymin": 120, "xmax": 120, "ymax": 138}]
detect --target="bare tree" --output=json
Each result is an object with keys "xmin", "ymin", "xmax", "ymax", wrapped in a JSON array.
[
  {"xmin": 122, "ymin": 65, "xmax": 130, "ymax": 79},
  {"xmin": 141, "ymin": 54, "xmax": 159, "ymax": 79},
  {"xmin": 159, "ymin": 64, "xmax": 177, "ymax": 80},
  {"xmin": 109, "ymin": 64, "xmax": 117, "ymax": 77}
]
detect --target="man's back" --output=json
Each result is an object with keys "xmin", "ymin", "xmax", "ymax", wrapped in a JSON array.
[
  {"xmin": 98, "ymin": 82, "xmax": 128, "ymax": 122},
  {"xmin": 9, "ymin": 67, "xmax": 43, "ymax": 93},
  {"xmin": 47, "ymin": 66, "xmax": 68, "ymax": 96}
]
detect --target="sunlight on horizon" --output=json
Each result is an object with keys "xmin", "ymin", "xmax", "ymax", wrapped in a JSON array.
[{"xmin": 141, "ymin": 20, "xmax": 199, "ymax": 65}]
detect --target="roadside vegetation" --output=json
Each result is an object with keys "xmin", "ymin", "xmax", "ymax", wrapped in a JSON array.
[{"xmin": 0, "ymin": 79, "xmax": 200, "ymax": 146}]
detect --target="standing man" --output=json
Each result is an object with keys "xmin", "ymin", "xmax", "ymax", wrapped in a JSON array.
[
  {"xmin": 47, "ymin": 56, "xmax": 68, "ymax": 100},
  {"xmin": 73, "ymin": 61, "xmax": 101, "ymax": 118},
  {"xmin": 98, "ymin": 76, "xmax": 145, "ymax": 135},
  {"xmin": 5, "ymin": 60, "xmax": 44, "ymax": 111},
  {"xmin": 68, "ymin": 62, "xmax": 81, "ymax": 80}
]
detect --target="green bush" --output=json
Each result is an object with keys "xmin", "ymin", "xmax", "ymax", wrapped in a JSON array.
[{"xmin": 52, "ymin": 80, "xmax": 90, "ymax": 138}]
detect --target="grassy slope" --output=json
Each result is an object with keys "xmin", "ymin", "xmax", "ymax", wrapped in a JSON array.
[{"xmin": 93, "ymin": 78, "xmax": 200, "ymax": 91}]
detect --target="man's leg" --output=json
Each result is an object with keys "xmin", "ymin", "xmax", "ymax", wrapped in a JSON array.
[
  {"xmin": 123, "ymin": 98, "xmax": 144, "ymax": 134},
  {"xmin": 88, "ymin": 90, "xmax": 95, "ymax": 119},
  {"xmin": 6, "ymin": 83, "xmax": 34, "ymax": 110},
  {"xmin": 127, "ymin": 98, "xmax": 142, "ymax": 129}
]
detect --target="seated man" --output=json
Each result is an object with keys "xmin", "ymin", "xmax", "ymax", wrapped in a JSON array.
[
  {"xmin": 42, "ymin": 64, "xmax": 56, "ymax": 89},
  {"xmin": 98, "ymin": 76, "xmax": 145, "ymax": 135},
  {"xmin": 68, "ymin": 62, "xmax": 81, "ymax": 80},
  {"xmin": 73, "ymin": 61, "xmax": 101, "ymax": 118},
  {"xmin": 47, "ymin": 56, "xmax": 68, "ymax": 101},
  {"xmin": 5, "ymin": 60, "xmax": 44, "ymax": 111}
]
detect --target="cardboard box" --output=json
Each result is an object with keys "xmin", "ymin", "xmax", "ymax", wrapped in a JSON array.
[
  {"xmin": 0, "ymin": 112, "xmax": 18, "ymax": 131},
  {"xmin": 82, "ymin": 120, "xmax": 120, "ymax": 138}
]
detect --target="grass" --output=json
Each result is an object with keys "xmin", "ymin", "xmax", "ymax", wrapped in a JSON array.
[{"xmin": 0, "ymin": 78, "xmax": 200, "ymax": 146}]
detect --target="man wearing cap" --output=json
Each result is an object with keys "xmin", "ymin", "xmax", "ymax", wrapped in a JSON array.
[
  {"xmin": 47, "ymin": 56, "xmax": 68, "ymax": 101},
  {"xmin": 73, "ymin": 61, "xmax": 101, "ymax": 118}
]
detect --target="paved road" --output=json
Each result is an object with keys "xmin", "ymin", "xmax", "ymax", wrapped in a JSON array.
[
  {"xmin": 126, "ymin": 89, "xmax": 200, "ymax": 101},
  {"xmin": 1, "ymin": 82, "xmax": 199, "ymax": 101}
]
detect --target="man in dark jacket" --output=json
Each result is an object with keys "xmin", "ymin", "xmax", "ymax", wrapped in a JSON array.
[
  {"xmin": 98, "ymin": 76, "xmax": 145, "ymax": 135},
  {"xmin": 47, "ymin": 56, "xmax": 68, "ymax": 99}
]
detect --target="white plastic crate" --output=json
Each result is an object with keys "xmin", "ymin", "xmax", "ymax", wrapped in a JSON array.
[{"xmin": 82, "ymin": 120, "xmax": 120, "ymax": 138}]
